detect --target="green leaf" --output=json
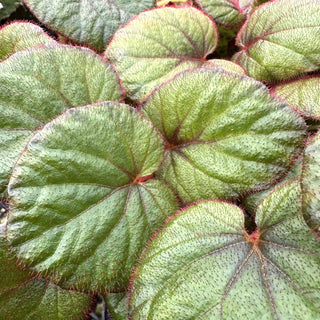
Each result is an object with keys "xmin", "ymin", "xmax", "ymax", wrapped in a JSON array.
[
  {"xmin": 243, "ymin": 156, "xmax": 303, "ymax": 215},
  {"xmin": 193, "ymin": 0, "xmax": 246, "ymax": 28},
  {"xmin": 302, "ymin": 133, "xmax": 320, "ymax": 231},
  {"xmin": 23, "ymin": 0, "xmax": 155, "ymax": 52},
  {"xmin": 141, "ymin": 68, "xmax": 306, "ymax": 203},
  {"xmin": 105, "ymin": 6, "xmax": 218, "ymax": 102},
  {"xmin": 0, "ymin": 0, "xmax": 21, "ymax": 20},
  {"xmin": 105, "ymin": 292, "xmax": 129, "ymax": 320},
  {"xmin": 0, "ymin": 44, "xmax": 123, "ymax": 197},
  {"xmin": 233, "ymin": 0, "xmax": 320, "ymax": 81},
  {"xmin": 130, "ymin": 183, "xmax": 320, "ymax": 319},
  {"xmin": 0, "ymin": 22, "xmax": 56, "ymax": 61},
  {"xmin": 205, "ymin": 59, "xmax": 246, "ymax": 74},
  {"xmin": 244, "ymin": 132, "xmax": 320, "ymax": 231},
  {"xmin": 7, "ymin": 102, "xmax": 179, "ymax": 292},
  {"xmin": 0, "ymin": 227, "xmax": 92, "ymax": 320},
  {"xmin": 272, "ymin": 76, "xmax": 320, "ymax": 120}
]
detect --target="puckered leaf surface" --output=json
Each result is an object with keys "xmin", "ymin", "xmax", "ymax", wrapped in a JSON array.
[
  {"xmin": 0, "ymin": 227, "xmax": 92, "ymax": 320},
  {"xmin": 105, "ymin": 6, "xmax": 218, "ymax": 102},
  {"xmin": 130, "ymin": 183, "xmax": 320, "ymax": 319},
  {"xmin": 233, "ymin": 0, "xmax": 320, "ymax": 81},
  {"xmin": 0, "ymin": 22, "xmax": 56, "ymax": 61},
  {"xmin": 302, "ymin": 133, "xmax": 320, "ymax": 231},
  {"xmin": 7, "ymin": 102, "xmax": 179, "ymax": 292},
  {"xmin": 205, "ymin": 59, "xmax": 246, "ymax": 74},
  {"xmin": 23, "ymin": 0, "xmax": 155, "ymax": 51},
  {"xmin": 243, "ymin": 156, "xmax": 303, "ymax": 215},
  {"xmin": 141, "ymin": 68, "xmax": 306, "ymax": 203},
  {"xmin": 193, "ymin": 0, "xmax": 246, "ymax": 28},
  {"xmin": 244, "ymin": 133, "xmax": 320, "ymax": 232},
  {"xmin": 0, "ymin": 44, "xmax": 123, "ymax": 198},
  {"xmin": 272, "ymin": 76, "xmax": 320, "ymax": 120},
  {"xmin": 0, "ymin": 0, "xmax": 21, "ymax": 20}
]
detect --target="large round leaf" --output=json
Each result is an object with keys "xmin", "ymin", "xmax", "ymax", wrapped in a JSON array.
[
  {"xmin": 0, "ymin": 227, "xmax": 92, "ymax": 320},
  {"xmin": 0, "ymin": 22, "xmax": 56, "ymax": 61},
  {"xmin": 141, "ymin": 68, "xmax": 306, "ymax": 203},
  {"xmin": 233, "ymin": 0, "xmax": 320, "ymax": 82},
  {"xmin": 271, "ymin": 76, "xmax": 320, "ymax": 120},
  {"xmin": 105, "ymin": 6, "xmax": 218, "ymax": 102},
  {"xmin": 23, "ymin": 0, "xmax": 155, "ymax": 52},
  {"xmin": 130, "ymin": 182, "xmax": 320, "ymax": 319},
  {"xmin": 0, "ymin": 44, "xmax": 123, "ymax": 198},
  {"xmin": 7, "ymin": 102, "xmax": 179, "ymax": 292}
]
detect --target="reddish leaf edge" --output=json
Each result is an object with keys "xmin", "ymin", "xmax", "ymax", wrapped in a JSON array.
[
  {"xmin": 105, "ymin": 5, "xmax": 219, "ymax": 60},
  {"xmin": 270, "ymin": 75, "xmax": 320, "ymax": 121}
]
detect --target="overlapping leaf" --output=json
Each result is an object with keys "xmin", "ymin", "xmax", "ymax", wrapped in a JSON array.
[
  {"xmin": 243, "ymin": 155, "xmax": 303, "ymax": 215},
  {"xmin": 105, "ymin": 6, "xmax": 218, "ymax": 102},
  {"xmin": 141, "ymin": 68, "xmax": 306, "ymax": 203},
  {"xmin": 7, "ymin": 102, "xmax": 179, "ymax": 292},
  {"xmin": 23, "ymin": 0, "xmax": 155, "ymax": 51},
  {"xmin": 205, "ymin": 59, "xmax": 246, "ymax": 74},
  {"xmin": 130, "ymin": 183, "xmax": 320, "ymax": 319},
  {"xmin": 233, "ymin": 0, "xmax": 320, "ymax": 81},
  {"xmin": 0, "ymin": 22, "xmax": 56, "ymax": 61},
  {"xmin": 272, "ymin": 76, "xmax": 320, "ymax": 120},
  {"xmin": 302, "ymin": 133, "xmax": 320, "ymax": 230},
  {"xmin": 105, "ymin": 292, "xmax": 129, "ymax": 320},
  {"xmin": 193, "ymin": 0, "xmax": 246, "ymax": 28},
  {"xmin": 0, "ymin": 227, "xmax": 92, "ymax": 320},
  {"xmin": 0, "ymin": 44, "xmax": 123, "ymax": 198},
  {"xmin": 244, "ymin": 132, "xmax": 320, "ymax": 231},
  {"xmin": 0, "ymin": 0, "xmax": 21, "ymax": 20}
]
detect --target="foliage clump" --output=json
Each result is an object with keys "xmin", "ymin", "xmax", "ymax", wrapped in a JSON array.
[{"xmin": 0, "ymin": 0, "xmax": 319, "ymax": 319}]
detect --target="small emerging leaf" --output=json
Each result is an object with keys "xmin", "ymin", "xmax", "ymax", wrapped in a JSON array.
[
  {"xmin": 105, "ymin": 6, "xmax": 218, "ymax": 102},
  {"xmin": 7, "ymin": 102, "xmax": 179, "ymax": 292},
  {"xmin": 233, "ymin": 0, "xmax": 320, "ymax": 81},
  {"xmin": 130, "ymin": 183, "xmax": 320, "ymax": 319},
  {"xmin": 0, "ymin": 22, "xmax": 56, "ymax": 61}
]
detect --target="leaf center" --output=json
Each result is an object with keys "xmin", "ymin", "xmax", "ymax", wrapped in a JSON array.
[{"xmin": 245, "ymin": 228, "xmax": 261, "ymax": 248}]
